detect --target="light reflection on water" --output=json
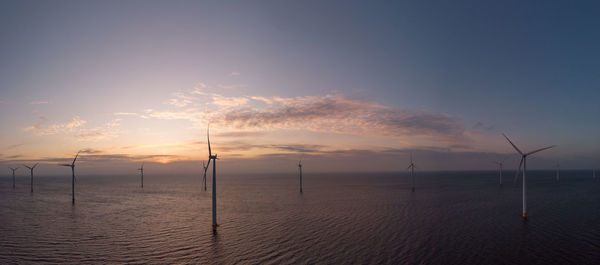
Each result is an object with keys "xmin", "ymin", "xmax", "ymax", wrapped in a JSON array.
[{"xmin": 0, "ymin": 171, "xmax": 599, "ymax": 264}]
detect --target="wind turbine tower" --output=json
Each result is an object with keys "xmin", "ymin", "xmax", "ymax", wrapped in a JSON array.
[
  {"xmin": 8, "ymin": 167, "xmax": 19, "ymax": 189},
  {"xmin": 503, "ymin": 133, "xmax": 555, "ymax": 220},
  {"xmin": 23, "ymin": 163, "xmax": 39, "ymax": 193},
  {"xmin": 206, "ymin": 127, "xmax": 218, "ymax": 231},
  {"xmin": 138, "ymin": 163, "xmax": 144, "ymax": 188},
  {"xmin": 298, "ymin": 160, "xmax": 303, "ymax": 193},
  {"xmin": 60, "ymin": 151, "xmax": 80, "ymax": 204}
]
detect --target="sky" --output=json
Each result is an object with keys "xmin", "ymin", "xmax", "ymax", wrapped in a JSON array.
[{"xmin": 1, "ymin": 0, "xmax": 599, "ymax": 175}]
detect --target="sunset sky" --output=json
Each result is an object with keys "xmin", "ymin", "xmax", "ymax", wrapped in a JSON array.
[{"xmin": 1, "ymin": 1, "xmax": 599, "ymax": 175}]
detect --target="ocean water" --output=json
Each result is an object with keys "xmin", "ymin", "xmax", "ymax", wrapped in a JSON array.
[{"xmin": 1, "ymin": 171, "xmax": 599, "ymax": 264}]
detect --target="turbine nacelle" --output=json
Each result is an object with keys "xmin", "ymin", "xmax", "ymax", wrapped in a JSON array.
[{"xmin": 23, "ymin": 163, "xmax": 39, "ymax": 170}]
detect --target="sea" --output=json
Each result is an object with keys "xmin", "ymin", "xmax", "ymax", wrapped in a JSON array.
[{"xmin": 1, "ymin": 171, "xmax": 599, "ymax": 264}]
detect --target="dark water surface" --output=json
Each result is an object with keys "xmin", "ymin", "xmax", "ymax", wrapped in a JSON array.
[{"xmin": 1, "ymin": 171, "xmax": 599, "ymax": 264}]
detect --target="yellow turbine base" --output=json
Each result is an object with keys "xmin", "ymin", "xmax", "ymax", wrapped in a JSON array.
[{"xmin": 522, "ymin": 212, "xmax": 527, "ymax": 219}]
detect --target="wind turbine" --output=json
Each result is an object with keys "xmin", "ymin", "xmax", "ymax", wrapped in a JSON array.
[
  {"xmin": 138, "ymin": 163, "xmax": 144, "ymax": 188},
  {"xmin": 493, "ymin": 161, "xmax": 504, "ymax": 186},
  {"xmin": 298, "ymin": 160, "xmax": 303, "ymax": 193},
  {"xmin": 206, "ymin": 126, "xmax": 218, "ymax": 231},
  {"xmin": 503, "ymin": 133, "xmax": 555, "ymax": 220},
  {"xmin": 594, "ymin": 168, "xmax": 596, "ymax": 181},
  {"xmin": 23, "ymin": 163, "xmax": 39, "ymax": 193},
  {"xmin": 407, "ymin": 153, "xmax": 416, "ymax": 192},
  {"xmin": 8, "ymin": 167, "xmax": 19, "ymax": 189},
  {"xmin": 201, "ymin": 160, "xmax": 208, "ymax": 191},
  {"xmin": 60, "ymin": 151, "xmax": 80, "ymax": 204}
]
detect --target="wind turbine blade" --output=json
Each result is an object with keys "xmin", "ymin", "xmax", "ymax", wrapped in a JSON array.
[
  {"xmin": 525, "ymin": 145, "xmax": 556, "ymax": 156},
  {"xmin": 514, "ymin": 157, "xmax": 523, "ymax": 184},
  {"xmin": 207, "ymin": 126, "xmax": 212, "ymax": 157},
  {"xmin": 72, "ymin": 151, "xmax": 81, "ymax": 164},
  {"xmin": 60, "ymin": 164, "xmax": 72, "ymax": 167},
  {"xmin": 502, "ymin": 133, "xmax": 523, "ymax": 155},
  {"xmin": 206, "ymin": 158, "xmax": 211, "ymax": 169},
  {"xmin": 23, "ymin": 165, "xmax": 31, "ymax": 169},
  {"xmin": 33, "ymin": 163, "xmax": 39, "ymax": 168}
]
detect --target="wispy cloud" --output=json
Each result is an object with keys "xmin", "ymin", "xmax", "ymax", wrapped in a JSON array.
[
  {"xmin": 214, "ymin": 94, "xmax": 466, "ymax": 142},
  {"xmin": 23, "ymin": 116, "xmax": 121, "ymax": 141},
  {"xmin": 129, "ymin": 89, "xmax": 471, "ymax": 146},
  {"xmin": 166, "ymin": 92, "xmax": 194, "ymax": 107},
  {"xmin": 229, "ymin": 72, "xmax": 240, "ymax": 76},
  {"xmin": 211, "ymin": 94, "xmax": 249, "ymax": 107},
  {"xmin": 29, "ymin": 101, "xmax": 50, "ymax": 105},
  {"xmin": 24, "ymin": 116, "xmax": 85, "ymax": 136},
  {"xmin": 472, "ymin": 121, "xmax": 495, "ymax": 132},
  {"xmin": 6, "ymin": 143, "xmax": 25, "ymax": 149},
  {"xmin": 215, "ymin": 131, "xmax": 266, "ymax": 138},
  {"xmin": 79, "ymin": 148, "xmax": 104, "ymax": 154}
]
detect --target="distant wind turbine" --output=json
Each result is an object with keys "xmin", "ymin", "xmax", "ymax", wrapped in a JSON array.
[
  {"xmin": 493, "ymin": 161, "xmax": 504, "ymax": 186},
  {"xmin": 8, "ymin": 167, "xmax": 19, "ymax": 189},
  {"xmin": 60, "ymin": 151, "xmax": 80, "ymax": 204},
  {"xmin": 138, "ymin": 163, "xmax": 144, "ymax": 188},
  {"xmin": 594, "ymin": 168, "xmax": 596, "ymax": 181},
  {"xmin": 23, "ymin": 163, "xmax": 39, "ymax": 193},
  {"xmin": 503, "ymin": 133, "xmax": 555, "ymax": 220},
  {"xmin": 206, "ymin": 126, "xmax": 218, "ymax": 231},
  {"xmin": 407, "ymin": 153, "xmax": 416, "ymax": 192},
  {"xmin": 298, "ymin": 160, "xmax": 303, "ymax": 193}
]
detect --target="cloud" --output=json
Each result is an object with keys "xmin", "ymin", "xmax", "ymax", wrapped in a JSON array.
[
  {"xmin": 114, "ymin": 112, "xmax": 139, "ymax": 116},
  {"xmin": 211, "ymin": 94, "xmax": 249, "ymax": 107},
  {"xmin": 213, "ymin": 94, "xmax": 466, "ymax": 142},
  {"xmin": 24, "ymin": 116, "xmax": 86, "ymax": 135},
  {"xmin": 472, "ymin": 121, "xmax": 495, "ymax": 132},
  {"xmin": 269, "ymin": 144, "xmax": 326, "ymax": 153},
  {"xmin": 6, "ymin": 144, "xmax": 24, "ymax": 149},
  {"xmin": 79, "ymin": 148, "xmax": 103, "ymax": 154},
  {"xmin": 29, "ymin": 101, "xmax": 50, "ymax": 105},
  {"xmin": 215, "ymin": 131, "xmax": 266, "ymax": 138},
  {"xmin": 229, "ymin": 72, "xmax": 240, "ymax": 76},
  {"xmin": 195, "ymin": 82, "xmax": 208, "ymax": 89},
  {"xmin": 166, "ymin": 92, "xmax": 195, "ymax": 107},
  {"xmin": 23, "ymin": 116, "xmax": 120, "ymax": 141},
  {"xmin": 250, "ymin": 96, "xmax": 274, "ymax": 104},
  {"xmin": 127, "ymin": 89, "xmax": 471, "ymax": 146},
  {"xmin": 75, "ymin": 119, "xmax": 121, "ymax": 141}
]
